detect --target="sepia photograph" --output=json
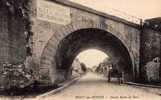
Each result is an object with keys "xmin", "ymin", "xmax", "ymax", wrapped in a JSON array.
[{"xmin": 0, "ymin": 0, "xmax": 161, "ymax": 100}]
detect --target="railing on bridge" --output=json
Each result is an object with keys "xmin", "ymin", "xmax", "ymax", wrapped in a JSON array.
[
  {"xmin": 70, "ymin": 0, "xmax": 142, "ymax": 25},
  {"xmin": 99, "ymin": 6, "xmax": 142, "ymax": 25}
]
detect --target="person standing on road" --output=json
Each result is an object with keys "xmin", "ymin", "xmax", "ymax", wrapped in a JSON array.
[{"xmin": 108, "ymin": 64, "xmax": 112, "ymax": 82}]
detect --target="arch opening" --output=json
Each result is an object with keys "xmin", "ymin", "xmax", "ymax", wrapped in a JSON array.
[
  {"xmin": 55, "ymin": 28, "xmax": 134, "ymax": 82},
  {"xmin": 75, "ymin": 49, "xmax": 109, "ymax": 68},
  {"xmin": 71, "ymin": 49, "xmax": 109, "ymax": 79}
]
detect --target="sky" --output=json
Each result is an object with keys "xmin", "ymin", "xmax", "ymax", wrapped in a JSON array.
[
  {"xmin": 76, "ymin": 49, "xmax": 108, "ymax": 68},
  {"xmin": 71, "ymin": 0, "xmax": 161, "ymax": 68},
  {"xmin": 70, "ymin": 0, "xmax": 161, "ymax": 22}
]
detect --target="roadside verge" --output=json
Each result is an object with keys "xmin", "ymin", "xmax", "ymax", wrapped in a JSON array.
[
  {"xmin": 125, "ymin": 82, "xmax": 161, "ymax": 95},
  {"xmin": 36, "ymin": 76, "xmax": 82, "ymax": 99}
]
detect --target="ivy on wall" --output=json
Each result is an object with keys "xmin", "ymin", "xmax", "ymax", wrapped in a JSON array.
[
  {"xmin": 0, "ymin": 0, "xmax": 37, "ymax": 89},
  {"xmin": 0, "ymin": 0, "xmax": 33, "ymax": 57}
]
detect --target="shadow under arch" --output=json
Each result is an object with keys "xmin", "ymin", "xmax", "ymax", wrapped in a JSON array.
[{"xmin": 55, "ymin": 28, "xmax": 134, "ymax": 81}]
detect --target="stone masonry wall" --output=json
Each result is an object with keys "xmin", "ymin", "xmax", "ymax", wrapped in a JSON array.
[
  {"xmin": 30, "ymin": 0, "xmax": 140, "ymax": 83},
  {"xmin": 0, "ymin": 7, "xmax": 9, "ymax": 67},
  {"xmin": 0, "ymin": 3, "xmax": 26, "ymax": 66},
  {"xmin": 141, "ymin": 28, "xmax": 161, "ymax": 82},
  {"xmin": 0, "ymin": 0, "xmax": 161, "ymax": 87}
]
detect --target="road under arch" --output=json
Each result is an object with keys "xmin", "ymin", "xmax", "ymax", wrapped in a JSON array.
[{"xmin": 54, "ymin": 28, "xmax": 133, "ymax": 83}]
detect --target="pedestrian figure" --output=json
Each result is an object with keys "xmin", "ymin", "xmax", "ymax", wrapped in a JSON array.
[
  {"xmin": 104, "ymin": 67, "xmax": 107, "ymax": 75},
  {"xmin": 121, "ymin": 71, "xmax": 125, "ymax": 83},
  {"xmin": 108, "ymin": 65, "xmax": 112, "ymax": 82},
  {"xmin": 118, "ymin": 71, "xmax": 125, "ymax": 84},
  {"xmin": 105, "ymin": 66, "xmax": 108, "ymax": 81},
  {"xmin": 118, "ymin": 71, "xmax": 122, "ymax": 84}
]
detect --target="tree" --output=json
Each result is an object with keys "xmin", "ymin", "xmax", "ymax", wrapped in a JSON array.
[{"xmin": 80, "ymin": 63, "xmax": 87, "ymax": 72}]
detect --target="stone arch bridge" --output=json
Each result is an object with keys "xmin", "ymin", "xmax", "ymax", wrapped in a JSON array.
[
  {"xmin": 35, "ymin": 0, "xmax": 140, "ymax": 83},
  {"xmin": 0, "ymin": 0, "xmax": 160, "ymax": 85}
]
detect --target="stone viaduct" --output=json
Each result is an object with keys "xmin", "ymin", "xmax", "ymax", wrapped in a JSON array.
[{"xmin": 0, "ymin": 0, "xmax": 160, "ymax": 85}]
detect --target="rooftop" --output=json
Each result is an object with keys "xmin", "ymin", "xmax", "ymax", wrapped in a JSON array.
[{"xmin": 144, "ymin": 17, "xmax": 161, "ymax": 32}]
